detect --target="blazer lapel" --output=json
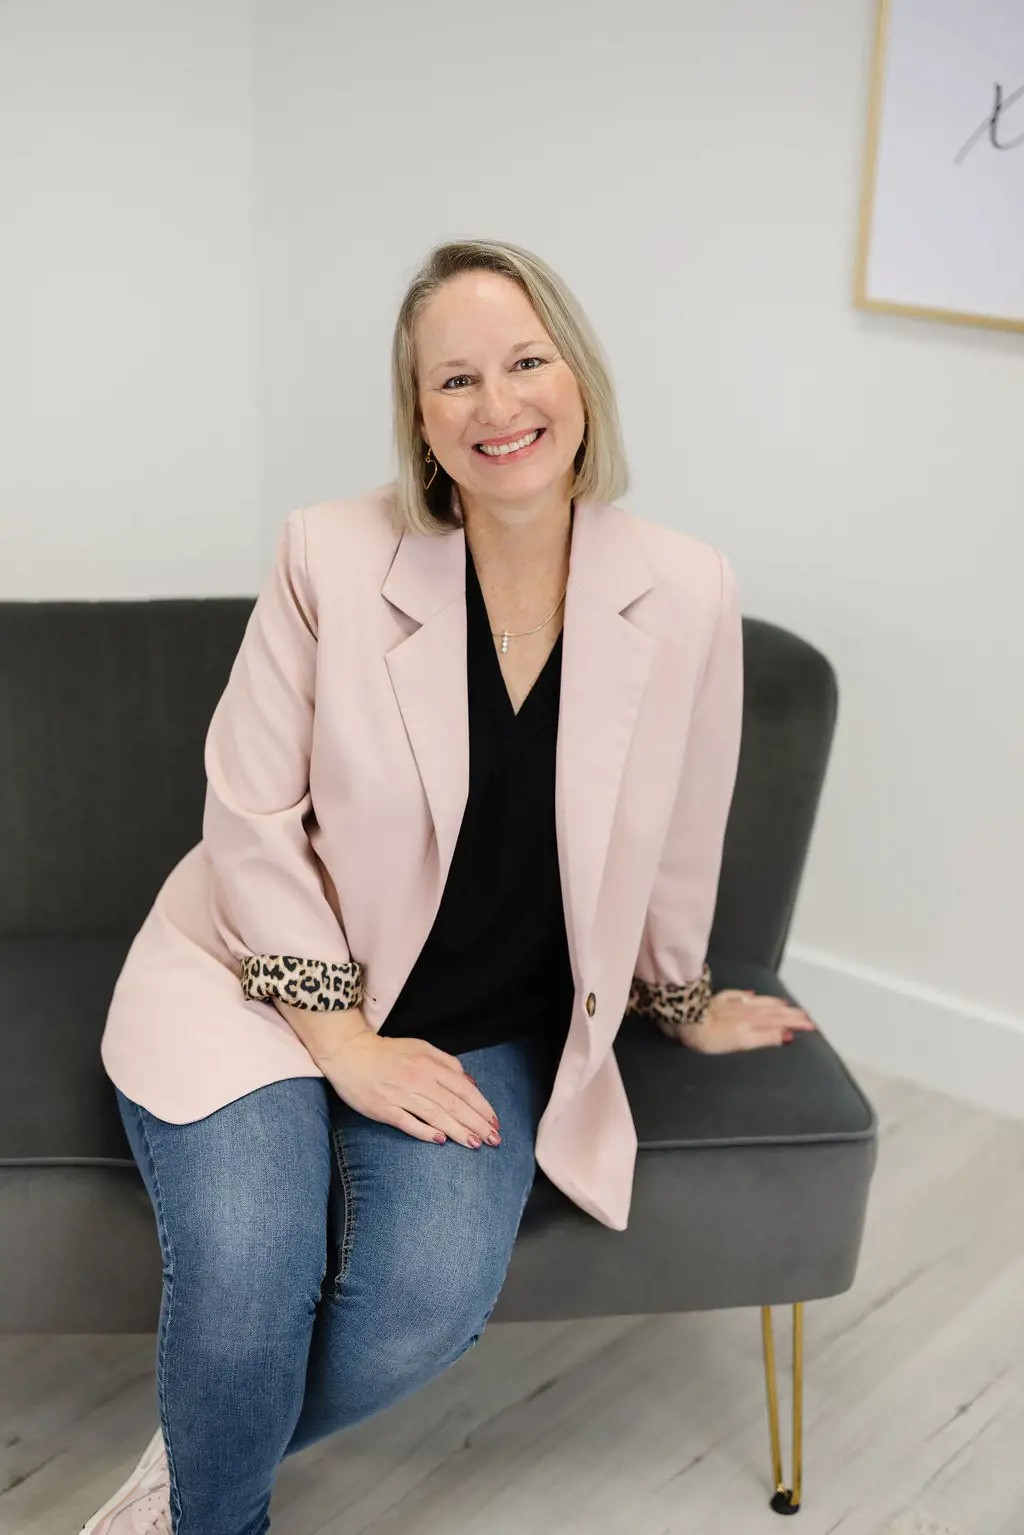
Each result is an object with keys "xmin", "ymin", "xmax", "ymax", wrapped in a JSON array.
[
  {"xmin": 380, "ymin": 487, "xmax": 657, "ymax": 1031},
  {"xmin": 380, "ymin": 516, "xmax": 469, "ymax": 916}
]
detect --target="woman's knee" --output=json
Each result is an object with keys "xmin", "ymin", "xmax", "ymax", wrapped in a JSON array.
[
  {"xmin": 354, "ymin": 1203, "xmax": 515, "ymax": 1381},
  {"xmin": 303, "ymin": 1269, "xmax": 491, "ymax": 1442},
  {"xmin": 388, "ymin": 1277, "xmax": 494, "ymax": 1374}
]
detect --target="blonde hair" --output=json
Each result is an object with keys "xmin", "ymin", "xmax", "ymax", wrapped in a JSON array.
[{"xmin": 389, "ymin": 238, "xmax": 629, "ymax": 536}]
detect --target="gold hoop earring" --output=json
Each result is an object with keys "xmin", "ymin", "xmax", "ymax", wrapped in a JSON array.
[{"xmin": 422, "ymin": 444, "xmax": 438, "ymax": 491}]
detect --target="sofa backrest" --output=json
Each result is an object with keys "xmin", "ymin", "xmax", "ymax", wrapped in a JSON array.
[
  {"xmin": 0, "ymin": 600, "xmax": 837, "ymax": 970},
  {"xmin": 0, "ymin": 598, "xmax": 255, "ymax": 937}
]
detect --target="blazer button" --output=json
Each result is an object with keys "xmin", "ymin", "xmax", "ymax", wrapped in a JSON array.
[{"xmin": 585, "ymin": 992, "xmax": 597, "ymax": 1017}]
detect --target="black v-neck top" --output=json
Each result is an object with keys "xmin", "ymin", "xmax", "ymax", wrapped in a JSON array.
[{"xmin": 377, "ymin": 510, "xmax": 576, "ymax": 1070}]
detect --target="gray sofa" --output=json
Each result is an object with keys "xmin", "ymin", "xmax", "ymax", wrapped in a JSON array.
[{"xmin": 0, "ymin": 591, "xmax": 877, "ymax": 1516}]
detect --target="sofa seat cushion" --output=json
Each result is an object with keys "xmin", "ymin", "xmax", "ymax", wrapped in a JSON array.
[
  {"xmin": 1, "ymin": 939, "xmax": 879, "ymax": 1328},
  {"xmin": 0, "ymin": 940, "xmax": 874, "ymax": 1159},
  {"xmin": 621, "ymin": 953, "xmax": 875, "ymax": 1149},
  {"xmin": 500, "ymin": 954, "xmax": 878, "ymax": 1318}
]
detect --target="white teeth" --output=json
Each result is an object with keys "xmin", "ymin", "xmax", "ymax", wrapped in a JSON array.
[{"xmin": 477, "ymin": 430, "xmax": 540, "ymax": 456}]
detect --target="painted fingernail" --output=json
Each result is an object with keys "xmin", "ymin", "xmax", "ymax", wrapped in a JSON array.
[{"xmin": 468, "ymin": 1134, "xmax": 482, "ymax": 1148}]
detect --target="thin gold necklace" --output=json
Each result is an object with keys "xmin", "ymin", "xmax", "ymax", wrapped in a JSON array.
[
  {"xmin": 489, "ymin": 588, "xmax": 568, "ymax": 654},
  {"xmin": 484, "ymin": 502, "xmax": 573, "ymax": 654}
]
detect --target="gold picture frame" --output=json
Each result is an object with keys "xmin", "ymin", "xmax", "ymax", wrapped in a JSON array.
[{"xmin": 853, "ymin": 0, "xmax": 1024, "ymax": 335}]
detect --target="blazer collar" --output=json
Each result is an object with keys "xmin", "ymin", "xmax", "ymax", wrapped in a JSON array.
[{"xmin": 380, "ymin": 484, "xmax": 654, "ymax": 624}]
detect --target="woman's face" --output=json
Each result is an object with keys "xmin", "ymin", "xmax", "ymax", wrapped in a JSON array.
[{"xmin": 414, "ymin": 270, "xmax": 586, "ymax": 507}]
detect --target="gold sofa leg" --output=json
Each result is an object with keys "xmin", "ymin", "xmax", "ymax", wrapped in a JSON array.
[{"xmin": 760, "ymin": 1302, "xmax": 803, "ymax": 1514}]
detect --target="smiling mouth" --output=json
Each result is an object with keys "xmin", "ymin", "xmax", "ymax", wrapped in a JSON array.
[{"xmin": 473, "ymin": 428, "xmax": 545, "ymax": 455}]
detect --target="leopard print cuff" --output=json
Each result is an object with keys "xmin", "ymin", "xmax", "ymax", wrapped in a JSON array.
[
  {"xmin": 627, "ymin": 962, "xmax": 713, "ymax": 1038},
  {"xmin": 240, "ymin": 955, "xmax": 365, "ymax": 1012}
]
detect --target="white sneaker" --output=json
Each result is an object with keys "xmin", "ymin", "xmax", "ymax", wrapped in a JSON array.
[{"xmin": 78, "ymin": 1426, "xmax": 172, "ymax": 1534}]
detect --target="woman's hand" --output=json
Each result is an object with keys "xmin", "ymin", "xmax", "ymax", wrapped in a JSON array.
[
  {"xmin": 672, "ymin": 989, "xmax": 816, "ymax": 1054},
  {"xmin": 322, "ymin": 1031, "xmax": 502, "ymax": 1150}
]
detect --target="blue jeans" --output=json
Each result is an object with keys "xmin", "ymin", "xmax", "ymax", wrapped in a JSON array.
[{"xmin": 113, "ymin": 1031, "xmax": 557, "ymax": 1535}]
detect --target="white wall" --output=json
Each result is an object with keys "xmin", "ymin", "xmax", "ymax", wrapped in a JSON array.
[
  {"xmin": 5, "ymin": 1, "xmax": 1022, "ymax": 1111},
  {"xmin": 1, "ymin": 0, "xmax": 260, "ymax": 596}
]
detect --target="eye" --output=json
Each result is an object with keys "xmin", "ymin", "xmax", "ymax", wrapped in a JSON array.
[{"xmin": 440, "ymin": 357, "xmax": 548, "ymax": 391}]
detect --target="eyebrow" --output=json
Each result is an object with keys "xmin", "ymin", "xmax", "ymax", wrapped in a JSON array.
[{"xmin": 429, "ymin": 340, "xmax": 551, "ymax": 373}]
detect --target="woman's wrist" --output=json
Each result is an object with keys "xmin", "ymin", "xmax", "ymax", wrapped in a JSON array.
[{"xmin": 273, "ymin": 997, "xmax": 375, "ymax": 1070}]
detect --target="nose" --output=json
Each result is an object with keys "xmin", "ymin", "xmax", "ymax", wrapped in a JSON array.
[{"xmin": 476, "ymin": 374, "xmax": 518, "ymax": 428}]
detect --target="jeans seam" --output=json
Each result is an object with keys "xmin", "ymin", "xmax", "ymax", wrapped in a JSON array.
[
  {"xmin": 131, "ymin": 1102, "xmax": 183, "ymax": 1531},
  {"xmin": 329, "ymin": 1125, "xmax": 356, "ymax": 1297}
]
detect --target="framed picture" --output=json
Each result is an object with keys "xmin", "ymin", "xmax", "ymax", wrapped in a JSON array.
[{"xmin": 854, "ymin": 0, "xmax": 1024, "ymax": 333}]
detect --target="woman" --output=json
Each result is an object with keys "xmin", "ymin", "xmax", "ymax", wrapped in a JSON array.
[{"xmin": 85, "ymin": 238, "xmax": 813, "ymax": 1534}]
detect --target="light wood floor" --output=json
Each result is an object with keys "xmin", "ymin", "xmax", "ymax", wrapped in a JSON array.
[{"xmin": 2, "ymin": 1063, "xmax": 1022, "ymax": 1535}]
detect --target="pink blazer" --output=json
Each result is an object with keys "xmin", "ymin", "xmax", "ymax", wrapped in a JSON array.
[{"xmin": 100, "ymin": 483, "xmax": 743, "ymax": 1231}]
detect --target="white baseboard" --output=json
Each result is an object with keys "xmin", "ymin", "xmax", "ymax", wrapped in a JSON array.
[{"xmin": 778, "ymin": 945, "xmax": 1024, "ymax": 1122}]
